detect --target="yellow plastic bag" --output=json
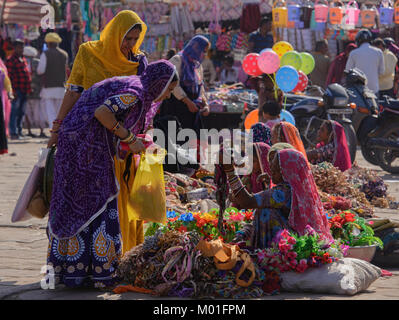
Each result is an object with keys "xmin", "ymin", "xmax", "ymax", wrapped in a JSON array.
[{"xmin": 127, "ymin": 148, "xmax": 167, "ymax": 224}]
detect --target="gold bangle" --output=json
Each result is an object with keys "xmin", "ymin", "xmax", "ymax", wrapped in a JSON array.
[
  {"xmin": 110, "ymin": 121, "xmax": 120, "ymax": 133},
  {"xmin": 127, "ymin": 135, "xmax": 137, "ymax": 145},
  {"xmin": 121, "ymin": 131, "xmax": 135, "ymax": 143}
]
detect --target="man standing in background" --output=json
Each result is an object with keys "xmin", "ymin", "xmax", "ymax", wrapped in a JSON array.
[
  {"xmin": 6, "ymin": 39, "xmax": 31, "ymax": 140},
  {"xmin": 310, "ymin": 40, "xmax": 331, "ymax": 89},
  {"xmin": 346, "ymin": 29, "xmax": 385, "ymax": 95},
  {"xmin": 373, "ymin": 38, "xmax": 397, "ymax": 98},
  {"xmin": 37, "ymin": 32, "xmax": 68, "ymax": 126},
  {"xmin": 248, "ymin": 17, "xmax": 274, "ymax": 54}
]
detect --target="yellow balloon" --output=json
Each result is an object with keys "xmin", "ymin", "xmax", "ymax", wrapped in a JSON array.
[{"xmin": 272, "ymin": 41, "xmax": 294, "ymax": 58}]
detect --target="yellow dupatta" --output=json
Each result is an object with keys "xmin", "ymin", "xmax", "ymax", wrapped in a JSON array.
[{"xmin": 66, "ymin": 10, "xmax": 147, "ymax": 90}]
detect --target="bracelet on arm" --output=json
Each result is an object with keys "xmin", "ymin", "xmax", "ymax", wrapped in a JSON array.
[
  {"xmin": 53, "ymin": 119, "xmax": 63, "ymax": 126},
  {"xmin": 120, "ymin": 131, "xmax": 137, "ymax": 145},
  {"xmin": 49, "ymin": 128, "xmax": 59, "ymax": 134},
  {"xmin": 109, "ymin": 121, "xmax": 121, "ymax": 134},
  {"xmin": 227, "ymin": 173, "xmax": 245, "ymax": 194}
]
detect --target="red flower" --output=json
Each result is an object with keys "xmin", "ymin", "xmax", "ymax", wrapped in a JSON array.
[
  {"xmin": 287, "ymin": 236, "xmax": 296, "ymax": 245},
  {"xmin": 197, "ymin": 218, "xmax": 206, "ymax": 228},
  {"xmin": 296, "ymin": 259, "xmax": 308, "ymax": 273},
  {"xmin": 321, "ymin": 252, "xmax": 331, "ymax": 264},
  {"xmin": 287, "ymin": 251, "xmax": 297, "ymax": 260},
  {"xmin": 177, "ymin": 226, "xmax": 187, "ymax": 233},
  {"xmin": 281, "ymin": 230, "xmax": 290, "ymax": 238}
]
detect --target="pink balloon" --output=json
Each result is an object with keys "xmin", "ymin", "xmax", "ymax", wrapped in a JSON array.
[
  {"xmin": 258, "ymin": 50, "xmax": 280, "ymax": 74},
  {"xmin": 293, "ymin": 70, "xmax": 308, "ymax": 92},
  {"xmin": 242, "ymin": 53, "xmax": 263, "ymax": 76}
]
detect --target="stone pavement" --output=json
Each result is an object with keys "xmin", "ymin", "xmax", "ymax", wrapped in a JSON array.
[{"xmin": 0, "ymin": 129, "xmax": 399, "ymax": 300}]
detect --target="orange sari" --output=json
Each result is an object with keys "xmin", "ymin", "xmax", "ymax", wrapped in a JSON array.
[{"xmin": 274, "ymin": 121, "xmax": 308, "ymax": 161}]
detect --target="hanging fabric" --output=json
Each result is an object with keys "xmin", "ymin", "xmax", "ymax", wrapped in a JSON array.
[
  {"xmin": 241, "ymin": 1, "xmax": 261, "ymax": 33},
  {"xmin": 208, "ymin": 0, "xmax": 222, "ymax": 34}
]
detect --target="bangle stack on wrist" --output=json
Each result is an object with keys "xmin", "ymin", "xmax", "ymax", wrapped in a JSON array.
[
  {"xmin": 121, "ymin": 130, "xmax": 137, "ymax": 145},
  {"xmin": 227, "ymin": 170, "xmax": 245, "ymax": 197},
  {"xmin": 50, "ymin": 119, "xmax": 63, "ymax": 134}
]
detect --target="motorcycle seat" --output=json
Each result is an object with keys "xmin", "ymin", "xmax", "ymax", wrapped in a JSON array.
[{"xmin": 380, "ymin": 97, "xmax": 399, "ymax": 112}]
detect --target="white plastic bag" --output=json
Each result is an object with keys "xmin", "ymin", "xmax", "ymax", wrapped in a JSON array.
[
  {"xmin": 281, "ymin": 258, "xmax": 381, "ymax": 296},
  {"xmin": 11, "ymin": 148, "xmax": 49, "ymax": 222}
]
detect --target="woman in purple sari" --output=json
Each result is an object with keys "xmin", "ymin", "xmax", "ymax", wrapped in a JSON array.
[{"xmin": 47, "ymin": 60, "xmax": 178, "ymax": 289}]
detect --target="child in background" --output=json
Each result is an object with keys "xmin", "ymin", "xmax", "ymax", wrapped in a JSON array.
[
  {"xmin": 219, "ymin": 55, "xmax": 238, "ymax": 85},
  {"xmin": 259, "ymin": 101, "xmax": 282, "ymax": 130},
  {"xmin": 201, "ymin": 49, "xmax": 217, "ymax": 88}
]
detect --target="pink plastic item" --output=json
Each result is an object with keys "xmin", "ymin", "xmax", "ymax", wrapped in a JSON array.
[
  {"xmin": 314, "ymin": 0, "xmax": 329, "ymax": 22},
  {"xmin": 346, "ymin": 1, "xmax": 360, "ymax": 26}
]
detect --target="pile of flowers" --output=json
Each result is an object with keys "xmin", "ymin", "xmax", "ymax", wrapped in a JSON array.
[
  {"xmin": 312, "ymin": 162, "xmax": 374, "ymax": 217},
  {"xmin": 328, "ymin": 210, "xmax": 384, "ymax": 248},
  {"xmin": 256, "ymin": 226, "xmax": 344, "ymax": 275},
  {"xmin": 322, "ymin": 195, "xmax": 352, "ymax": 211},
  {"xmin": 145, "ymin": 208, "xmax": 254, "ymax": 243}
]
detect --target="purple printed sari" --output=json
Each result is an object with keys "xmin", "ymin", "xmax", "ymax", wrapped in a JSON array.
[{"xmin": 49, "ymin": 60, "xmax": 176, "ymax": 240}]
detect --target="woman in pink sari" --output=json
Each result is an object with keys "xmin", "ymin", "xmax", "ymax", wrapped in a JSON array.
[
  {"xmin": 238, "ymin": 142, "xmax": 272, "ymax": 196},
  {"xmin": 307, "ymin": 120, "xmax": 352, "ymax": 172},
  {"xmin": 0, "ymin": 58, "xmax": 11, "ymax": 137},
  {"xmin": 223, "ymin": 145, "xmax": 332, "ymax": 248}
]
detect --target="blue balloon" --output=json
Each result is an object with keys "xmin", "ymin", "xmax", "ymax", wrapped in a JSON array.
[
  {"xmin": 280, "ymin": 109, "xmax": 296, "ymax": 126},
  {"xmin": 259, "ymin": 48, "xmax": 273, "ymax": 55},
  {"xmin": 275, "ymin": 66, "xmax": 299, "ymax": 92}
]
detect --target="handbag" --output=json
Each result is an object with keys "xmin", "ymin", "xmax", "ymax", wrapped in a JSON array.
[
  {"xmin": 12, "ymin": 148, "xmax": 50, "ymax": 222},
  {"xmin": 28, "ymin": 146, "xmax": 57, "ymax": 219}
]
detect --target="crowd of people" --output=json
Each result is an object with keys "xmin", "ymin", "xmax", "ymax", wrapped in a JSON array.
[
  {"xmin": 1, "ymin": 9, "xmax": 398, "ymax": 291},
  {"xmin": 317, "ymin": 29, "xmax": 399, "ymax": 99}
]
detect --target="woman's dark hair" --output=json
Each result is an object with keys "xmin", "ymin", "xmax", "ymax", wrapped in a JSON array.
[
  {"xmin": 323, "ymin": 120, "xmax": 333, "ymax": 133},
  {"xmin": 224, "ymin": 55, "xmax": 234, "ymax": 65},
  {"xmin": 130, "ymin": 24, "xmax": 143, "ymax": 32},
  {"xmin": 123, "ymin": 153, "xmax": 134, "ymax": 190},
  {"xmin": 261, "ymin": 101, "xmax": 282, "ymax": 117},
  {"xmin": 167, "ymin": 49, "xmax": 177, "ymax": 60},
  {"xmin": 171, "ymin": 73, "xmax": 179, "ymax": 83},
  {"xmin": 373, "ymin": 38, "xmax": 386, "ymax": 49},
  {"xmin": 260, "ymin": 17, "xmax": 271, "ymax": 27}
]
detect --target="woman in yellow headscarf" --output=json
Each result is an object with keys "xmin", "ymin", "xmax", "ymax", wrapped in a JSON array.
[{"xmin": 47, "ymin": 10, "xmax": 148, "ymax": 254}]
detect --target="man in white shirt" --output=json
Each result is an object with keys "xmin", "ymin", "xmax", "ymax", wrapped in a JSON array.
[
  {"xmin": 373, "ymin": 38, "xmax": 398, "ymax": 98},
  {"xmin": 345, "ymin": 29, "xmax": 385, "ymax": 94},
  {"xmin": 37, "ymin": 32, "xmax": 68, "ymax": 126}
]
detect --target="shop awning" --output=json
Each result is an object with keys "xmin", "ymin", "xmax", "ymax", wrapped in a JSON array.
[{"xmin": 0, "ymin": 0, "xmax": 49, "ymax": 26}]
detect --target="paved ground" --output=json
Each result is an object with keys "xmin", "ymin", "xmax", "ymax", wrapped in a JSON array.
[{"xmin": 1, "ymin": 128, "xmax": 399, "ymax": 300}]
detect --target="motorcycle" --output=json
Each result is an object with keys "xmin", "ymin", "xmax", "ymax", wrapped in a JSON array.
[
  {"xmin": 345, "ymin": 68, "xmax": 399, "ymax": 173},
  {"xmin": 287, "ymin": 68, "xmax": 399, "ymax": 173}
]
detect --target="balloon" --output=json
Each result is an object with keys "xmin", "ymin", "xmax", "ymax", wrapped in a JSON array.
[
  {"xmin": 244, "ymin": 109, "xmax": 259, "ymax": 131},
  {"xmin": 299, "ymin": 52, "xmax": 315, "ymax": 75},
  {"xmin": 275, "ymin": 66, "xmax": 299, "ymax": 92},
  {"xmin": 242, "ymin": 53, "xmax": 263, "ymax": 76},
  {"xmin": 293, "ymin": 70, "xmax": 308, "ymax": 92},
  {"xmin": 272, "ymin": 41, "xmax": 294, "ymax": 58},
  {"xmin": 258, "ymin": 50, "xmax": 280, "ymax": 74},
  {"xmin": 280, "ymin": 51, "xmax": 302, "ymax": 70},
  {"xmin": 280, "ymin": 109, "xmax": 296, "ymax": 126},
  {"xmin": 260, "ymin": 48, "xmax": 273, "ymax": 55}
]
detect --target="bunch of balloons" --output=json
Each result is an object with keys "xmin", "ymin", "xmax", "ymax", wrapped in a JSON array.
[{"xmin": 242, "ymin": 41, "xmax": 316, "ymax": 93}]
